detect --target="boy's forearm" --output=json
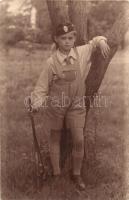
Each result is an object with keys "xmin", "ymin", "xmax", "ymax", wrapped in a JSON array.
[{"xmin": 30, "ymin": 61, "xmax": 53, "ymax": 110}]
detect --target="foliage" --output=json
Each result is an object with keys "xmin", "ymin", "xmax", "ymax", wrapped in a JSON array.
[
  {"xmin": 24, "ymin": 27, "xmax": 52, "ymax": 44},
  {"xmin": 0, "ymin": 1, "xmax": 125, "ymax": 47},
  {"xmin": 0, "ymin": 1, "xmax": 9, "ymax": 26},
  {"xmin": 0, "ymin": 2, "xmax": 25, "ymax": 47},
  {"xmin": 88, "ymin": 1, "xmax": 123, "ymax": 39},
  {"xmin": 0, "ymin": 26, "xmax": 25, "ymax": 47},
  {"xmin": 0, "ymin": 0, "xmax": 52, "ymax": 47}
]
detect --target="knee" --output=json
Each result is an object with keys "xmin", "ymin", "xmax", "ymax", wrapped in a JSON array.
[{"xmin": 71, "ymin": 128, "xmax": 84, "ymax": 152}]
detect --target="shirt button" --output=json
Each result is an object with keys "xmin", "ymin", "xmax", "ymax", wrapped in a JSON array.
[{"xmin": 62, "ymin": 73, "xmax": 65, "ymax": 78}]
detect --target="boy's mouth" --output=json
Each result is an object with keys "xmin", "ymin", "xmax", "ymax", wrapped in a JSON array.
[{"xmin": 65, "ymin": 45, "xmax": 71, "ymax": 47}]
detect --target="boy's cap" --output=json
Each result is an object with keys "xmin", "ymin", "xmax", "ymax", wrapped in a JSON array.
[{"xmin": 55, "ymin": 22, "xmax": 76, "ymax": 36}]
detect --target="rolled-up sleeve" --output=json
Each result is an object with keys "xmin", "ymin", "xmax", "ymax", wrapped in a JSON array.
[
  {"xmin": 31, "ymin": 59, "xmax": 53, "ymax": 109},
  {"xmin": 88, "ymin": 36, "xmax": 107, "ymax": 50}
]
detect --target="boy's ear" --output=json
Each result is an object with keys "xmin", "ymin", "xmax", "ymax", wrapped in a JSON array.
[
  {"xmin": 54, "ymin": 36, "xmax": 58, "ymax": 43},
  {"xmin": 74, "ymin": 34, "xmax": 77, "ymax": 41},
  {"xmin": 73, "ymin": 32, "xmax": 77, "ymax": 42}
]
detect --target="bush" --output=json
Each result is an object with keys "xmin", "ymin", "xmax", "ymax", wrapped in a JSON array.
[
  {"xmin": 24, "ymin": 27, "xmax": 51, "ymax": 44},
  {"xmin": 0, "ymin": 25, "xmax": 25, "ymax": 47}
]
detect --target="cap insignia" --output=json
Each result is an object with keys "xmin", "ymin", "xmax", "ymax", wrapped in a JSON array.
[{"xmin": 63, "ymin": 26, "xmax": 68, "ymax": 32}]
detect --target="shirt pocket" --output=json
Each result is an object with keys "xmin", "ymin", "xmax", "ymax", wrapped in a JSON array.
[{"xmin": 62, "ymin": 70, "xmax": 77, "ymax": 82}]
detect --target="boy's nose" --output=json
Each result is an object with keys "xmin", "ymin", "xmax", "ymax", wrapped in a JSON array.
[{"xmin": 66, "ymin": 39, "xmax": 70, "ymax": 43}]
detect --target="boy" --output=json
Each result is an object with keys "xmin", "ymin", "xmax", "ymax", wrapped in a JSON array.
[{"xmin": 27, "ymin": 22, "xmax": 110, "ymax": 190}]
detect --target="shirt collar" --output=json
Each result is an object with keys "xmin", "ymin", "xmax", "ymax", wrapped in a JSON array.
[{"xmin": 57, "ymin": 48, "xmax": 77, "ymax": 64}]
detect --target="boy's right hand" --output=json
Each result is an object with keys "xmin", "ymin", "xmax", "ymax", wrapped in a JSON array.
[
  {"xmin": 30, "ymin": 107, "xmax": 39, "ymax": 113},
  {"xmin": 99, "ymin": 39, "xmax": 110, "ymax": 58},
  {"xmin": 24, "ymin": 96, "xmax": 39, "ymax": 113}
]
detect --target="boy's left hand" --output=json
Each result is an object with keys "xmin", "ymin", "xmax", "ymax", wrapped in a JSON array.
[{"xmin": 99, "ymin": 40, "xmax": 110, "ymax": 58}]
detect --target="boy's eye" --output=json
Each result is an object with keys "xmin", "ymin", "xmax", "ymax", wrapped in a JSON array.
[
  {"xmin": 61, "ymin": 36, "xmax": 67, "ymax": 40},
  {"xmin": 68, "ymin": 37, "xmax": 73, "ymax": 40},
  {"xmin": 60, "ymin": 36, "xmax": 74, "ymax": 40}
]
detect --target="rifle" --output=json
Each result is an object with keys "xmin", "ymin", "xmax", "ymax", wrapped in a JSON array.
[{"xmin": 25, "ymin": 97, "xmax": 44, "ymax": 188}]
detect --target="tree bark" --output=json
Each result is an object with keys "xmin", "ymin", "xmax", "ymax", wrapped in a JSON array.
[
  {"xmin": 46, "ymin": 0, "xmax": 69, "ymax": 34},
  {"xmin": 84, "ymin": 3, "xmax": 129, "ymax": 162},
  {"xmin": 32, "ymin": 0, "xmax": 51, "ymax": 43},
  {"xmin": 68, "ymin": 0, "xmax": 89, "ymax": 44},
  {"xmin": 85, "ymin": 3, "xmax": 129, "ymax": 115}
]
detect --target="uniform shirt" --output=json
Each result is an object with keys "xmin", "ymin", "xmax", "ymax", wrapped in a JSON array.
[{"xmin": 31, "ymin": 36, "xmax": 107, "ymax": 109}]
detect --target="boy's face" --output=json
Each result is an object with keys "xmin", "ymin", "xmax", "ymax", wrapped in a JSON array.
[{"xmin": 55, "ymin": 31, "xmax": 76, "ymax": 53}]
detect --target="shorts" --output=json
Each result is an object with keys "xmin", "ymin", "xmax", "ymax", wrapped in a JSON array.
[{"xmin": 44, "ymin": 96, "xmax": 86, "ymax": 130}]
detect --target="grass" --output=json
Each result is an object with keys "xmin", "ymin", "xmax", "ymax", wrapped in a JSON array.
[{"xmin": 0, "ymin": 46, "xmax": 129, "ymax": 200}]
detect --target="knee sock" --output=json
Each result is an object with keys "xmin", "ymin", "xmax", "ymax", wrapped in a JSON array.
[
  {"xmin": 71, "ymin": 128, "xmax": 84, "ymax": 175},
  {"xmin": 49, "ymin": 130, "xmax": 61, "ymax": 175}
]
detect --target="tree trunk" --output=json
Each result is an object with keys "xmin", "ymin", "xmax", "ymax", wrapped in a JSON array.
[
  {"xmin": 68, "ymin": 0, "xmax": 89, "ymax": 44},
  {"xmin": 32, "ymin": 0, "xmax": 52, "ymax": 43},
  {"xmin": 84, "ymin": 3, "xmax": 129, "ymax": 162},
  {"xmin": 85, "ymin": 3, "xmax": 129, "ymax": 114},
  {"xmin": 46, "ymin": 0, "xmax": 69, "ymax": 34}
]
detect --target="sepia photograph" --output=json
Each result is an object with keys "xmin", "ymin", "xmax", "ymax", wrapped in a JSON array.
[{"xmin": 0, "ymin": 0, "xmax": 129, "ymax": 199}]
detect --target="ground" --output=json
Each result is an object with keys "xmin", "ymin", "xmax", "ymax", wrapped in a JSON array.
[{"xmin": 0, "ymin": 45, "xmax": 129, "ymax": 200}]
